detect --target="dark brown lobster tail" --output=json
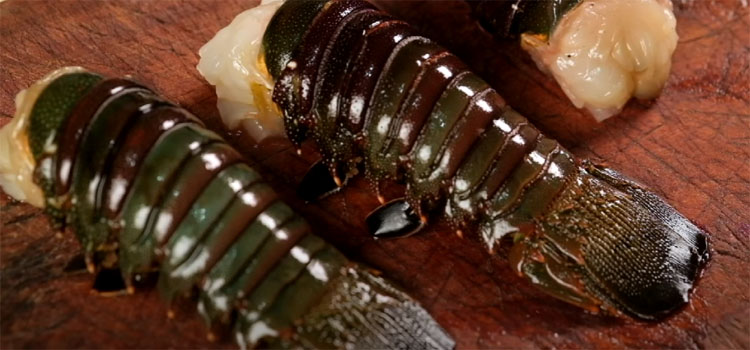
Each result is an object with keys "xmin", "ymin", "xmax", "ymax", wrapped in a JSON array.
[{"xmin": 264, "ymin": 0, "xmax": 710, "ymax": 320}]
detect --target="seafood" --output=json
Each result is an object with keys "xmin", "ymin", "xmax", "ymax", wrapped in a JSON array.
[
  {"xmin": 0, "ymin": 67, "xmax": 455, "ymax": 349},
  {"xmin": 466, "ymin": 0, "xmax": 679, "ymax": 120},
  {"xmin": 198, "ymin": 0, "xmax": 709, "ymax": 321}
]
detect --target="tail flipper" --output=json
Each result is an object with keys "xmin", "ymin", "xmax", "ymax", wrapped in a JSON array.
[
  {"xmin": 513, "ymin": 161, "xmax": 710, "ymax": 320},
  {"xmin": 272, "ymin": 266, "xmax": 455, "ymax": 349}
]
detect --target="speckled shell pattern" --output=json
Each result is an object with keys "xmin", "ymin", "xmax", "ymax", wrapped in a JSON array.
[
  {"xmin": 269, "ymin": 0, "xmax": 710, "ymax": 320},
  {"xmin": 25, "ymin": 72, "xmax": 454, "ymax": 349}
]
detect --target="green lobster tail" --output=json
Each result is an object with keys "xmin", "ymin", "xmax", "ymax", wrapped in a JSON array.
[{"xmin": 22, "ymin": 68, "xmax": 453, "ymax": 349}]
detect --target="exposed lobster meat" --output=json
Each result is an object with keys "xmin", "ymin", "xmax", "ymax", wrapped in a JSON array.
[
  {"xmin": 256, "ymin": 0, "xmax": 708, "ymax": 320},
  {"xmin": 0, "ymin": 68, "xmax": 454, "ymax": 349},
  {"xmin": 479, "ymin": 0, "xmax": 679, "ymax": 121}
]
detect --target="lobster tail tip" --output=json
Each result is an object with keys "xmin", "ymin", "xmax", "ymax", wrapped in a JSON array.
[
  {"xmin": 245, "ymin": 266, "xmax": 455, "ymax": 349},
  {"xmin": 513, "ymin": 162, "xmax": 710, "ymax": 320},
  {"xmin": 320, "ymin": 267, "xmax": 455, "ymax": 350},
  {"xmin": 581, "ymin": 163, "xmax": 710, "ymax": 319}
]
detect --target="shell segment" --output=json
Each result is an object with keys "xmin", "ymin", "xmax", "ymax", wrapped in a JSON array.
[{"xmin": 27, "ymin": 71, "xmax": 103, "ymax": 220}]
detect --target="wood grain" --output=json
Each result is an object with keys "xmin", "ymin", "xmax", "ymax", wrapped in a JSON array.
[{"xmin": 0, "ymin": 0, "xmax": 748, "ymax": 348}]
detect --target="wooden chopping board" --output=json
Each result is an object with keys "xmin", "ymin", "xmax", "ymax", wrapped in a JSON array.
[{"xmin": 0, "ymin": 0, "xmax": 747, "ymax": 348}]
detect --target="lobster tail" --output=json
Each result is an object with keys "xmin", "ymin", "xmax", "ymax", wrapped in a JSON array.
[
  {"xmin": 512, "ymin": 161, "xmax": 709, "ymax": 319},
  {"xmin": 199, "ymin": 0, "xmax": 709, "ymax": 320},
  {"xmin": 1, "ymin": 67, "xmax": 454, "ymax": 349}
]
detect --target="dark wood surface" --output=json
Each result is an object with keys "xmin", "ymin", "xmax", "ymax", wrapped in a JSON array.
[{"xmin": 0, "ymin": 0, "xmax": 748, "ymax": 348}]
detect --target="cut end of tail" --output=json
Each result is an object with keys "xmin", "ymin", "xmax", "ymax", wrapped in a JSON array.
[{"xmin": 522, "ymin": 0, "xmax": 678, "ymax": 121}]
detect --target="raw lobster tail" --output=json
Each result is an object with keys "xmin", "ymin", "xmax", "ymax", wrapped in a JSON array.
[
  {"xmin": 15, "ymin": 68, "xmax": 454, "ymax": 349},
  {"xmin": 263, "ymin": 0, "xmax": 709, "ymax": 319}
]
